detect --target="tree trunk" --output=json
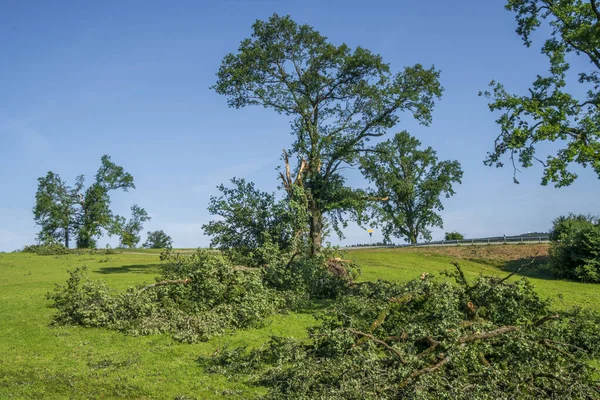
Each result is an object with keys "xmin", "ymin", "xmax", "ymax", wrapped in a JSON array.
[
  {"xmin": 64, "ymin": 227, "xmax": 69, "ymax": 248},
  {"xmin": 309, "ymin": 207, "xmax": 323, "ymax": 255}
]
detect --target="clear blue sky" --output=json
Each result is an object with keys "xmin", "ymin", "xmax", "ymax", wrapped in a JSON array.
[{"xmin": 1, "ymin": 0, "xmax": 598, "ymax": 251}]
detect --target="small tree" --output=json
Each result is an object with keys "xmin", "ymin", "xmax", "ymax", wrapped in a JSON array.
[
  {"xmin": 360, "ymin": 132, "xmax": 463, "ymax": 244},
  {"xmin": 202, "ymin": 178, "xmax": 307, "ymax": 266},
  {"xmin": 549, "ymin": 213, "xmax": 600, "ymax": 282},
  {"xmin": 143, "ymin": 230, "xmax": 173, "ymax": 249},
  {"xmin": 445, "ymin": 231, "xmax": 464, "ymax": 241}
]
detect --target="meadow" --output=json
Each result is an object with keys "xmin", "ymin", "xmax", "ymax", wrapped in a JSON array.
[{"xmin": 0, "ymin": 245, "xmax": 598, "ymax": 399}]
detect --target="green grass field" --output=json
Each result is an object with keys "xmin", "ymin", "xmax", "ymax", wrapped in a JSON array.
[{"xmin": 0, "ymin": 247, "xmax": 598, "ymax": 399}]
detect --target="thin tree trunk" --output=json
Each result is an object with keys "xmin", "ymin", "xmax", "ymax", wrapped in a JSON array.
[{"xmin": 64, "ymin": 227, "xmax": 69, "ymax": 248}]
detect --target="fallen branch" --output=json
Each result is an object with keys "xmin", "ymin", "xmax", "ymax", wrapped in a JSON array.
[
  {"xmin": 457, "ymin": 326, "xmax": 518, "ymax": 344},
  {"xmin": 138, "ymin": 278, "xmax": 192, "ymax": 293},
  {"xmin": 416, "ymin": 336, "xmax": 441, "ymax": 359},
  {"xmin": 399, "ymin": 356, "xmax": 451, "ymax": 388},
  {"xmin": 539, "ymin": 339, "xmax": 576, "ymax": 359},
  {"xmin": 534, "ymin": 314, "xmax": 560, "ymax": 327},
  {"xmin": 346, "ymin": 328, "xmax": 406, "ymax": 364}
]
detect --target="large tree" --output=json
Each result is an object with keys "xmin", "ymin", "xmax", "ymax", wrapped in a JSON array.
[
  {"xmin": 360, "ymin": 132, "xmax": 463, "ymax": 244},
  {"xmin": 482, "ymin": 0, "xmax": 600, "ymax": 186},
  {"xmin": 213, "ymin": 14, "xmax": 443, "ymax": 254},
  {"xmin": 33, "ymin": 155, "xmax": 144, "ymax": 248},
  {"xmin": 33, "ymin": 172, "xmax": 84, "ymax": 247}
]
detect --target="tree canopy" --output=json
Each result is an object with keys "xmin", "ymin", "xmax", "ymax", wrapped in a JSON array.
[
  {"xmin": 33, "ymin": 155, "xmax": 146, "ymax": 248},
  {"xmin": 482, "ymin": 0, "xmax": 600, "ymax": 186},
  {"xmin": 143, "ymin": 230, "xmax": 173, "ymax": 249},
  {"xmin": 214, "ymin": 14, "xmax": 443, "ymax": 253},
  {"xmin": 360, "ymin": 132, "xmax": 463, "ymax": 244}
]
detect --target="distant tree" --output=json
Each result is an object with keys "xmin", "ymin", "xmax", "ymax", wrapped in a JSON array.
[
  {"xmin": 33, "ymin": 155, "xmax": 142, "ymax": 249},
  {"xmin": 202, "ymin": 178, "xmax": 307, "ymax": 266},
  {"xmin": 143, "ymin": 230, "xmax": 173, "ymax": 249},
  {"xmin": 115, "ymin": 205, "xmax": 151, "ymax": 248},
  {"xmin": 213, "ymin": 14, "xmax": 443, "ymax": 254},
  {"xmin": 33, "ymin": 172, "xmax": 84, "ymax": 248},
  {"xmin": 445, "ymin": 231, "xmax": 465, "ymax": 241},
  {"xmin": 360, "ymin": 132, "xmax": 463, "ymax": 244},
  {"xmin": 76, "ymin": 155, "xmax": 136, "ymax": 248},
  {"xmin": 482, "ymin": 0, "xmax": 600, "ymax": 186}
]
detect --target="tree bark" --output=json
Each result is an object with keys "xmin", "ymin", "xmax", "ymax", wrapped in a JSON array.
[{"xmin": 309, "ymin": 208, "xmax": 323, "ymax": 255}]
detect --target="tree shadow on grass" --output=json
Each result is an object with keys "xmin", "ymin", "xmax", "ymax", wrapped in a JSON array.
[
  {"xmin": 96, "ymin": 264, "xmax": 160, "ymax": 275},
  {"xmin": 500, "ymin": 255, "xmax": 558, "ymax": 280}
]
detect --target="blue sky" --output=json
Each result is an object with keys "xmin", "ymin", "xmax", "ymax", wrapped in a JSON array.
[{"xmin": 1, "ymin": 0, "xmax": 598, "ymax": 251}]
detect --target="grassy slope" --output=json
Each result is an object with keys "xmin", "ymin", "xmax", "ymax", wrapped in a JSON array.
[
  {"xmin": 0, "ymin": 246, "xmax": 598, "ymax": 398},
  {"xmin": 347, "ymin": 246, "xmax": 600, "ymax": 311},
  {"xmin": 0, "ymin": 253, "xmax": 313, "ymax": 399}
]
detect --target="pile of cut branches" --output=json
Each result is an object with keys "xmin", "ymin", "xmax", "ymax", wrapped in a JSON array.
[
  {"xmin": 204, "ymin": 264, "xmax": 600, "ymax": 399},
  {"xmin": 47, "ymin": 250, "xmax": 289, "ymax": 343}
]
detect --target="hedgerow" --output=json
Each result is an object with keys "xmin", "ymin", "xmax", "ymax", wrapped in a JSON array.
[{"xmin": 203, "ymin": 264, "xmax": 600, "ymax": 399}]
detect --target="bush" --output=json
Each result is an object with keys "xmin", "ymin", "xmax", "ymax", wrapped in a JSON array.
[
  {"xmin": 143, "ymin": 230, "xmax": 173, "ymax": 249},
  {"xmin": 47, "ymin": 249, "xmax": 286, "ymax": 342},
  {"xmin": 22, "ymin": 243, "xmax": 70, "ymax": 255},
  {"xmin": 549, "ymin": 214, "xmax": 600, "ymax": 282},
  {"xmin": 203, "ymin": 265, "xmax": 600, "ymax": 399},
  {"xmin": 262, "ymin": 249, "xmax": 360, "ymax": 300},
  {"xmin": 444, "ymin": 231, "xmax": 464, "ymax": 240}
]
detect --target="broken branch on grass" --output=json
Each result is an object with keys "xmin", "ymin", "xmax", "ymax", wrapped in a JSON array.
[
  {"xmin": 399, "ymin": 355, "xmax": 451, "ymax": 388},
  {"xmin": 533, "ymin": 314, "xmax": 560, "ymax": 327},
  {"xmin": 457, "ymin": 326, "xmax": 518, "ymax": 344},
  {"xmin": 346, "ymin": 328, "xmax": 407, "ymax": 364},
  {"xmin": 416, "ymin": 336, "xmax": 441, "ymax": 359}
]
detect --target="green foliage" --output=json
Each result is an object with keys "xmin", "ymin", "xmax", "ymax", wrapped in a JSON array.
[
  {"xmin": 549, "ymin": 213, "xmax": 600, "ymax": 282},
  {"xmin": 213, "ymin": 13, "xmax": 443, "ymax": 253},
  {"xmin": 262, "ymin": 250, "xmax": 360, "ymax": 300},
  {"xmin": 204, "ymin": 267, "xmax": 600, "ymax": 399},
  {"xmin": 33, "ymin": 172, "xmax": 83, "ymax": 247},
  {"xmin": 360, "ymin": 132, "xmax": 463, "ymax": 244},
  {"xmin": 445, "ymin": 231, "xmax": 465, "ymax": 240},
  {"xmin": 143, "ymin": 230, "xmax": 173, "ymax": 249},
  {"xmin": 114, "ymin": 205, "xmax": 151, "ymax": 248},
  {"xmin": 33, "ymin": 155, "xmax": 144, "ymax": 249},
  {"xmin": 203, "ymin": 178, "xmax": 307, "ymax": 267},
  {"xmin": 481, "ymin": 0, "xmax": 600, "ymax": 186},
  {"xmin": 22, "ymin": 243, "xmax": 70, "ymax": 255},
  {"xmin": 47, "ymin": 250, "xmax": 286, "ymax": 343}
]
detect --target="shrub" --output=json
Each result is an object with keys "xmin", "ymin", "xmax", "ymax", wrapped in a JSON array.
[
  {"xmin": 22, "ymin": 243, "xmax": 70, "ymax": 255},
  {"xmin": 444, "ymin": 231, "xmax": 464, "ymax": 240},
  {"xmin": 549, "ymin": 214, "xmax": 600, "ymax": 282},
  {"xmin": 203, "ymin": 265, "xmax": 600, "ymax": 399}
]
